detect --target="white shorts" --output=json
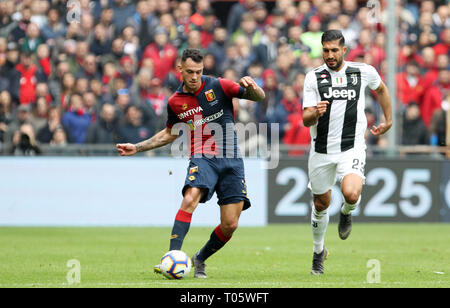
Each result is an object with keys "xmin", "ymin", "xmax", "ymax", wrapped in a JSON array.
[{"xmin": 307, "ymin": 147, "xmax": 366, "ymax": 195}]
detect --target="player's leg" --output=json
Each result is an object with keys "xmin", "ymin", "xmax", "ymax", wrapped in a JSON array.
[
  {"xmin": 154, "ymin": 187, "xmax": 204, "ymax": 274},
  {"xmin": 336, "ymin": 148, "xmax": 366, "ymax": 240},
  {"xmin": 192, "ymin": 157, "xmax": 249, "ymax": 278},
  {"xmin": 308, "ymin": 152, "xmax": 336, "ymax": 275},
  {"xmin": 192, "ymin": 201, "xmax": 244, "ymax": 278},
  {"xmin": 169, "ymin": 187, "xmax": 204, "ymax": 251},
  {"xmin": 312, "ymin": 191, "xmax": 331, "ymax": 254},
  {"xmin": 341, "ymin": 173, "xmax": 363, "ymax": 213},
  {"xmin": 338, "ymin": 174, "xmax": 363, "ymax": 240}
]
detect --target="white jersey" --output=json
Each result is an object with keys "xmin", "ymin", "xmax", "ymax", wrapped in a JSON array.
[{"xmin": 303, "ymin": 61, "xmax": 382, "ymax": 154}]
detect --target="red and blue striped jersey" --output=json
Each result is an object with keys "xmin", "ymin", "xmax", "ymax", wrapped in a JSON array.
[{"xmin": 166, "ymin": 76, "xmax": 245, "ymax": 157}]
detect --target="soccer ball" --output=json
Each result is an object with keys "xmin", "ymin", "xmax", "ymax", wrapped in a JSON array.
[{"xmin": 159, "ymin": 250, "xmax": 192, "ymax": 279}]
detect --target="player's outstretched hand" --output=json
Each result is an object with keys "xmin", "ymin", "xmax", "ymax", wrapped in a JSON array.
[
  {"xmin": 370, "ymin": 122, "xmax": 392, "ymax": 136},
  {"xmin": 317, "ymin": 101, "xmax": 329, "ymax": 117},
  {"xmin": 239, "ymin": 76, "xmax": 258, "ymax": 90},
  {"xmin": 116, "ymin": 143, "xmax": 137, "ymax": 156}
]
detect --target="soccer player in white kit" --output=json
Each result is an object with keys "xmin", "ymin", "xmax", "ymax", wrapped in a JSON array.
[{"xmin": 302, "ymin": 30, "xmax": 393, "ymax": 275}]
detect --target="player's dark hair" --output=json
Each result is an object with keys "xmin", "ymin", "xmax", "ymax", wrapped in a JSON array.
[
  {"xmin": 181, "ymin": 48, "xmax": 204, "ymax": 63},
  {"xmin": 322, "ymin": 30, "xmax": 345, "ymax": 46}
]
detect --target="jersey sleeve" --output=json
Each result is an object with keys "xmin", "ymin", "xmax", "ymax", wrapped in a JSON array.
[
  {"xmin": 302, "ymin": 71, "xmax": 319, "ymax": 108},
  {"xmin": 165, "ymin": 102, "xmax": 179, "ymax": 128},
  {"xmin": 365, "ymin": 64, "xmax": 382, "ymax": 90},
  {"xmin": 219, "ymin": 78, "xmax": 245, "ymax": 99}
]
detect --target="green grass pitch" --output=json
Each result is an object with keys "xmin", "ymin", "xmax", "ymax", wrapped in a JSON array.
[{"xmin": 0, "ymin": 224, "xmax": 449, "ymax": 288}]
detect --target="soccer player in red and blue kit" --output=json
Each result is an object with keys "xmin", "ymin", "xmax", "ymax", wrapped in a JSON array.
[{"xmin": 116, "ymin": 48, "xmax": 265, "ymax": 278}]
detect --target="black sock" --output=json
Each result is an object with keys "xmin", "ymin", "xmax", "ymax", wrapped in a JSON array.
[
  {"xmin": 197, "ymin": 225, "xmax": 231, "ymax": 261},
  {"xmin": 169, "ymin": 210, "xmax": 192, "ymax": 250}
]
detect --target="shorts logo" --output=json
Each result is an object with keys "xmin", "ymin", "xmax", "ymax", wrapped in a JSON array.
[
  {"xmin": 204, "ymin": 89, "xmax": 216, "ymax": 102},
  {"xmin": 188, "ymin": 175, "xmax": 196, "ymax": 181},
  {"xmin": 189, "ymin": 166, "xmax": 198, "ymax": 174}
]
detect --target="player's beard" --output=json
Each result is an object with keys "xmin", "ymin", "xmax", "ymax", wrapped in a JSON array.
[
  {"xmin": 325, "ymin": 56, "xmax": 343, "ymax": 71},
  {"xmin": 184, "ymin": 80, "xmax": 201, "ymax": 93}
]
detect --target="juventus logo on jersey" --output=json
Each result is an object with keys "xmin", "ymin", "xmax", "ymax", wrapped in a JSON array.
[{"xmin": 350, "ymin": 73, "xmax": 358, "ymax": 86}]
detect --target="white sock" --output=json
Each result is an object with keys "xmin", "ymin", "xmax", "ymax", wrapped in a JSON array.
[
  {"xmin": 341, "ymin": 196, "xmax": 361, "ymax": 215},
  {"xmin": 311, "ymin": 207, "xmax": 329, "ymax": 254}
]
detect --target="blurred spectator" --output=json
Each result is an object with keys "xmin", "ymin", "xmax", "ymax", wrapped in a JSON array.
[
  {"xmin": 49, "ymin": 126, "xmax": 68, "ymax": 147},
  {"xmin": 203, "ymin": 53, "xmax": 219, "ymax": 77},
  {"xmin": 15, "ymin": 51, "xmax": 41, "ymax": 105},
  {"xmin": 9, "ymin": 123, "xmax": 41, "ymax": 156},
  {"xmin": 5, "ymin": 104, "xmax": 33, "ymax": 144},
  {"xmin": 9, "ymin": 6, "xmax": 32, "ymax": 43},
  {"xmin": 142, "ymin": 27, "xmax": 177, "ymax": 81},
  {"xmin": 287, "ymin": 25, "xmax": 311, "ymax": 60},
  {"xmin": 0, "ymin": 1, "xmax": 16, "ymax": 39},
  {"xmin": 254, "ymin": 26, "xmax": 279, "ymax": 68},
  {"xmin": 396, "ymin": 61, "xmax": 424, "ymax": 107},
  {"xmin": 97, "ymin": 6, "xmax": 114, "ymax": 37},
  {"xmin": 41, "ymin": 7, "xmax": 66, "ymax": 43},
  {"xmin": 231, "ymin": 13, "xmax": 263, "ymax": 47},
  {"xmin": 127, "ymin": 0, "xmax": 159, "ymax": 50},
  {"xmin": 255, "ymin": 69, "xmax": 282, "ymax": 124},
  {"xmin": 206, "ymin": 27, "xmax": 227, "ymax": 71},
  {"xmin": 273, "ymin": 47, "xmax": 297, "ymax": 85},
  {"xmin": 82, "ymin": 92, "xmax": 98, "ymax": 121},
  {"xmin": 178, "ymin": 29, "xmax": 204, "ymax": 56},
  {"xmin": 117, "ymin": 104, "xmax": 153, "ymax": 144},
  {"xmin": 90, "ymin": 24, "xmax": 112, "ymax": 57},
  {"xmin": 141, "ymin": 77, "xmax": 167, "ymax": 132},
  {"xmin": 421, "ymin": 69, "xmax": 450, "ymax": 127},
  {"xmin": 21, "ymin": 22, "xmax": 42, "ymax": 53},
  {"xmin": 300, "ymin": 15, "xmax": 323, "ymax": 59},
  {"xmin": 115, "ymin": 88, "xmax": 132, "ymax": 119},
  {"xmin": 37, "ymin": 106, "xmax": 63, "ymax": 144},
  {"xmin": 62, "ymin": 94, "xmax": 91, "ymax": 144},
  {"xmin": 347, "ymin": 29, "xmax": 385, "ymax": 69},
  {"xmin": 227, "ymin": 0, "xmax": 257, "ymax": 36},
  {"xmin": 401, "ymin": 103, "xmax": 429, "ymax": 145},
  {"xmin": 0, "ymin": 42, "xmax": 20, "ymax": 101},
  {"xmin": 86, "ymin": 103, "xmax": 118, "ymax": 144},
  {"xmin": 429, "ymin": 103, "xmax": 448, "ymax": 147},
  {"xmin": 280, "ymin": 86, "xmax": 311, "ymax": 156},
  {"xmin": 0, "ymin": 90, "xmax": 13, "ymax": 144},
  {"xmin": 112, "ymin": 0, "xmax": 136, "ymax": 35},
  {"xmin": 76, "ymin": 54, "xmax": 102, "ymax": 81},
  {"xmin": 119, "ymin": 56, "xmax": 136, "ymax": 89},
  {"xmin": 30, "ymin": 97, "xmax": 48, "ymax": 133},
  {"xmin": 191, "ymin": 0, "xmax": 212, "ymax": 28},
  {"xmin": 175, "ymin": 1, "xmax": 194, "ymax": 37},
  {"xmin": 251, "ymin": 2, "xmax": 268, "ymax": 31}
]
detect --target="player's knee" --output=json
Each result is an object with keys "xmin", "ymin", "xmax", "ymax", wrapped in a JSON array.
[
  {"xmin": 313, "ymin": 199, "xmax": 329, "ymax": 212},
  {"xmin": 343, "ymin": 191, "xmax": 360, "ymax": 205},
  {"xmin": 181, "ymin": 193, "xmax": 198, "ymax": 212},
  {"xmin": 221, "ymin": 219, "xmax": 239, "ymax": 235}
]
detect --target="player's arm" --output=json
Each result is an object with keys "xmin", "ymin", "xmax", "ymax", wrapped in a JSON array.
[
  {"xmin": 303, "ymin": 101, "xmax": 329, "ymax": 127},
  {"xmin": 302, "ymin": 71, "xmax": 329, "ymax": 127},
  {"xmin": 239, "ymin": 76, "xmax": 265, "ymax": 102},
  {"xmin": 370, "ymin": 81, "xmax": 393, "ymax": 136},
  {"xmin": 116, "ymin": 127, "xmax": 178, "ymax": 156}
]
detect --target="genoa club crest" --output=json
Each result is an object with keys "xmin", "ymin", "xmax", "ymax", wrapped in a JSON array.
[{"xmin": 204, "ymin": 89, "xmax": 216, "ymax": 102}]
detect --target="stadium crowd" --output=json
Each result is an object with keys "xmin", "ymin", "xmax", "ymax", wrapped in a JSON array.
[{"xmin": 0, "ymin": 0, "xmax": 448, "ymax": 156}]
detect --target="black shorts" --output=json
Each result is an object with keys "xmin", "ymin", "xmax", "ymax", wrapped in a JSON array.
[{"xmin": 182, "ymin": 156, "xmax": 251, "ymax": 210}]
